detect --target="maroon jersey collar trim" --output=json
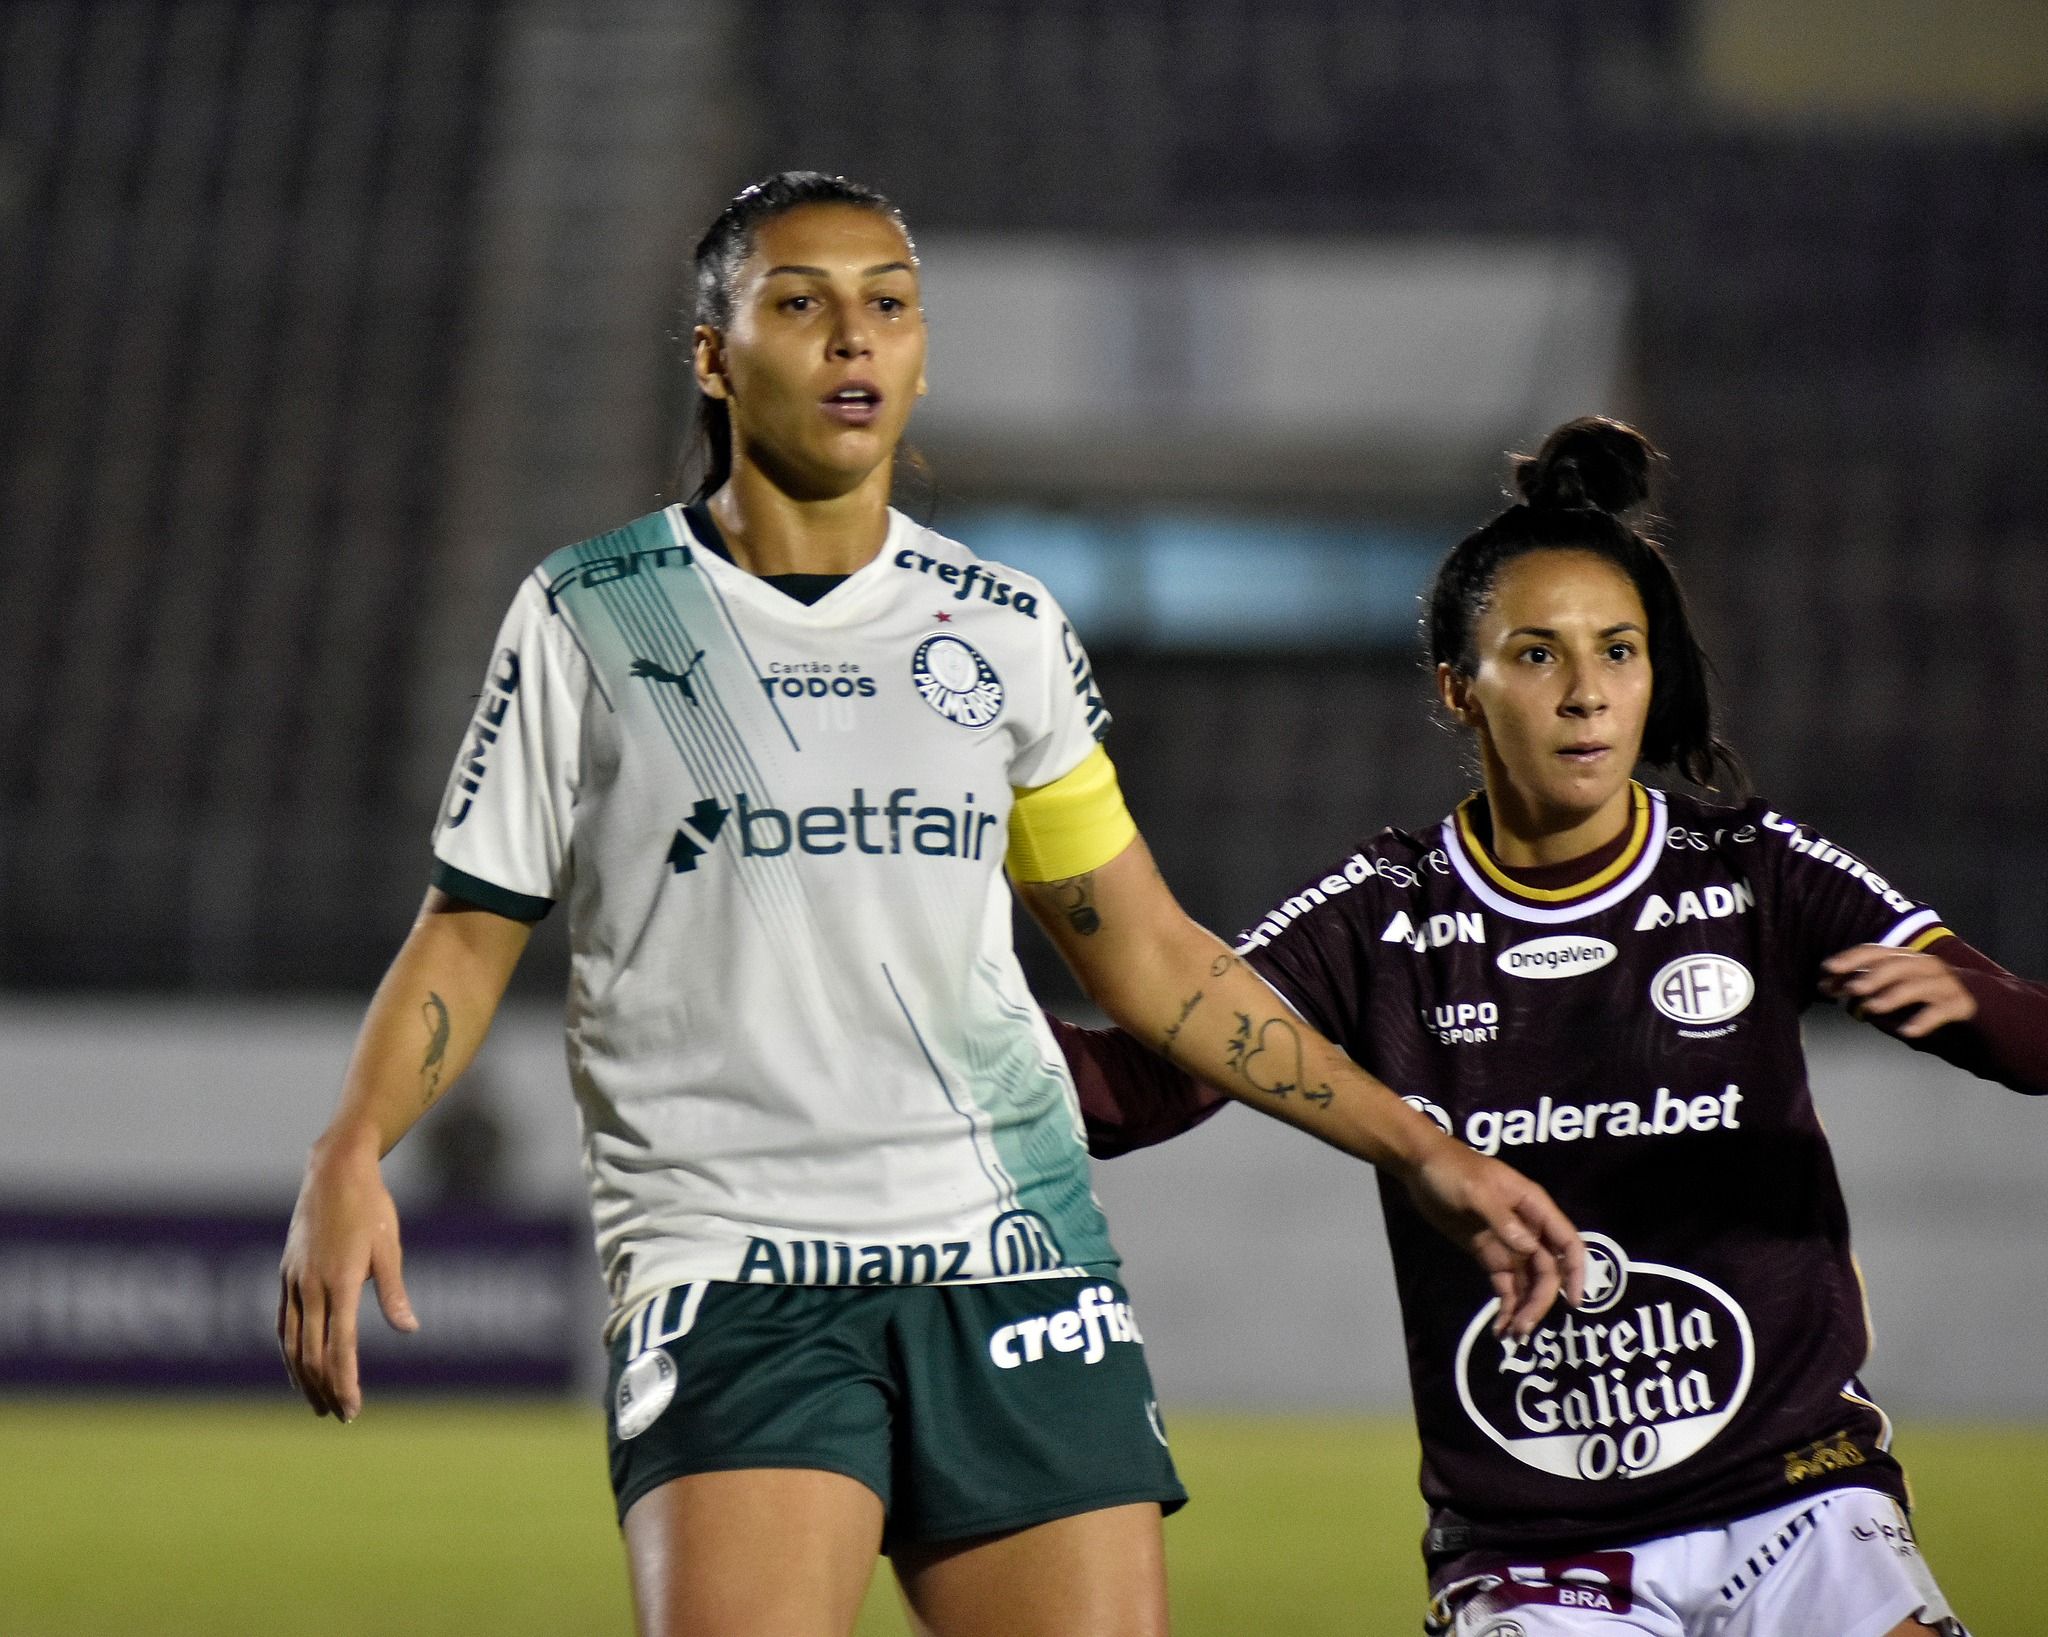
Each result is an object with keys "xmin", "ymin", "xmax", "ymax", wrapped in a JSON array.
[{"xmin": 1442, "ymin": 786, "xmax": 1668, "ymax": 924}]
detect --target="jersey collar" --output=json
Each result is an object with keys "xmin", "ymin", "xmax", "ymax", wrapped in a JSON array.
[
  {"xmin": 1442, "ymin": 783, "xmax": 1666, "ymax": 924},
  {"xmin": 666, "ymin": 503, "xmax": 906, "ymax": 624}
]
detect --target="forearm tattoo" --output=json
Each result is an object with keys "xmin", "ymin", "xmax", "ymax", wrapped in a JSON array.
[
  {"xmin": 1160, "ymin": 990, "xmax": 1205, "ymax": 1061},
  {"xmin": 1049, "ymin": 874, "xmax": 1101, "ymax": 937},
  {"xmin": 419, "ymin": 992, "xmax": 451, "ymax": 1109},
  {"xmin": 1223, "ymin": 1011, "xmax": 1335, "ymax": 1110}
]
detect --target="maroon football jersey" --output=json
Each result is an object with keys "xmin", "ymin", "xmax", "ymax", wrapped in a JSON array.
[{"xmin": 1229, "ymin": 783, "xmax": 1954, "ymax": 1576}]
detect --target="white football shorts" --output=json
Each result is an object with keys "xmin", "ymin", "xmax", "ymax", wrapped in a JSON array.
[{"xmin": 1433, "ymin": 1488, "xmax": 1965, "ymax": 1637}]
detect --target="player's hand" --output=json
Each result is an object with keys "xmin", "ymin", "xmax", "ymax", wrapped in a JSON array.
[
  {"xmin": 1400, "ymin": 1138, "xmax": 1585, "ymax": 1339},
  {"xmin": 278, "ymin": 1131, "xmax": 418, "ymax": 1421},
  {"xmin": 1820, "ymin": 944, "xmax": 1977, "ymax": 1038}
]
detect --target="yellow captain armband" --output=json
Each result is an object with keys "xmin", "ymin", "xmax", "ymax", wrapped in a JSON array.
[{"xmin": 1006, "ymin": 745, "xmax": 1138, "ymax": 883}]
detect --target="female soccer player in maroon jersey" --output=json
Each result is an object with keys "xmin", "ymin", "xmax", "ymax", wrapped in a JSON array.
[{"xmin": 1058, "ymin": 418, "xmax": 2047, "ymax": 1637}]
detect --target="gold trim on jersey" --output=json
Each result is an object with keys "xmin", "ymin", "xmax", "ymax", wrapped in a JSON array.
[
  {"xmin": 1454, "ymin": 782, "xmax": 1651, "ymax": 903},
  {"xmin": 1907, "ymin": 925, "xmax": 1954, "ymax": 953}
]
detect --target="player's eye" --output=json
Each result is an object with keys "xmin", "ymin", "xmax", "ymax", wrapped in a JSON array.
[
  {"xmin": 1607, "ymin": 642, "xmax": 1637, "ymax": 662},
  {"xmin": 1520, "ymin": 644, "xmax": 1553, "ymax": 665},
  {"xmin": 873, "ymin": 295, "xmax": 905, "ymax": 314},
  {"xmin": 780, "ymin": 294, "xmax": 815, "ymax": 313}
]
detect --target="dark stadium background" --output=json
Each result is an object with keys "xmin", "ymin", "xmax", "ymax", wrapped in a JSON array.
[{"xmin": 3, "ymin": 4, "xmax": 2045, "ymax": 1633}]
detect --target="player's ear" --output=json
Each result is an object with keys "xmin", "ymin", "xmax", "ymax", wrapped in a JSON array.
[
  {"xmin": 693, "ymin": 325, "xmax": 731, "ymax": 401},
  {"xmin": 1436, "ymin": 662, "xmax": 1480, "ymax": 727}
]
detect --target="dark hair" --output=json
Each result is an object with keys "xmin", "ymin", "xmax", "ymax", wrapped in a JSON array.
[
  {"xmin": 1425, "ymin": 416, "xmax": 1744, "ymax": 791},
  {"xmin": 681, "ymin": 171, "xmax": 914, "ymax": 503}
]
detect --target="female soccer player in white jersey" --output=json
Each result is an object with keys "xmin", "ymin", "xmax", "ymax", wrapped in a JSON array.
[
  {"xmin": 1059, "ymin": 418, "xmax": 2048, "ymax": 1637},
  {"xmin": 275, "ymin": 172, "xmax": 1584, "ymax": 1637}
]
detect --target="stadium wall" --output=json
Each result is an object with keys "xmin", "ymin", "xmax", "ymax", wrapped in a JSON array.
[{"xmin": 2, "ymin": 1001, "xmax": 2042, "ymax": 1418}]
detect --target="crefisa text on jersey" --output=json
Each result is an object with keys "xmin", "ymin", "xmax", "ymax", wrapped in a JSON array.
[{"xmin": 894, "ymin": 551, "xmax": 1040, "ymax": 616}]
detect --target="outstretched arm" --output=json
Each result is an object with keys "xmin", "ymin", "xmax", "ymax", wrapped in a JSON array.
[
  {"xmin": 278, "ymin": 888, "xmax": 533, "ymax": 1420},
  {"xmin": 1049, "ymin": 1012, "xmax": 1228, "ymax": 1158},
  {"xmin": 1018, "ymin": 835, "xmax": 1584, "ymax": 1336},
  {"xmin": 1821, "ymin": 936, "xmax": 2048, "ymax": 1094}
]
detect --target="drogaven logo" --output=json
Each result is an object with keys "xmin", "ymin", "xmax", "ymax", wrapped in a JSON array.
[
  {"xmin": 1456, "ymin": 1231, "xmax": 1754, "ymax": 1484},
  {"xmin": 1650, "ymin": 954, "xmax": 1754, "ymax": 1025},
  {"xmin": 1497, "ymin": 935, "xmax": 1617, "ymax": 979},
  {"xmin": 912, "ymin": 634, "xmax": 1004, "ymax": 728}
]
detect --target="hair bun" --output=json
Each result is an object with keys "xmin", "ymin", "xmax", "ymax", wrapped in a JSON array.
[{"xmin": 1512, "ymin": 416, "xmax": 1656, "ymax": 518}]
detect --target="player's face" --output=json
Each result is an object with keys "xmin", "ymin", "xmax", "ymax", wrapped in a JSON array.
[
  {"xmin": 694, "ymin": 204, "xmax": 927, "ymax": 500},
  {"xmin": 1441, "ymin": 549, "xmax": 1652, "ymax": 832}
]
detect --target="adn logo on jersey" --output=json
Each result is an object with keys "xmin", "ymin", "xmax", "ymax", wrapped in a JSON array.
[
  {"xmin": 986, "ymin": 1283, "xmax": 1142, "ymax": 1370},
  {"xmin": 1455, "ymin": 1231, "xmax": 1755, "ymax": 1484},
  {"xmin": 445, "ymin": 649, "xmax": 520, "ymax": 828},
  {"xmin": 912, "ymin": 634, "xmax": 1005, "ymax": 728},
  {"xmin": 1496, "ymin": 935, "xmax": 1617, "ymax": 979},
  {"xmin": 1383, "ymin": 910, "xmax": 1486, "ymax": 952},
  {"xmin": 1633, "ymin": 881, "xmax": 1755, "ymax": 930},
  {"xmin": 1650, "ymin": 955, "xmax": 1754, "ymax": 1027}
]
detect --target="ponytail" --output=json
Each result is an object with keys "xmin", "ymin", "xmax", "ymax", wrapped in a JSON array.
[
  {"xmin": 680, "ymin": 171, "xmax": 913, "ymax": 505},
  {"xmin": 1425, "ymin": 417, "xmax": 1745, "ymax": 792}
]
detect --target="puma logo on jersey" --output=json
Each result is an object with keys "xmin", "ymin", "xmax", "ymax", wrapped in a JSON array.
[
  {"xmin": 631, "ymin": 652, "xmax": 706, "ymax": 704},
  {"xmin": 1382, "ymin": 910, "xmax": 1486, "ymax": 951},
  {"xmin": 1633, "ymin": 881, "xmax": 1755, "ymax": 930}
]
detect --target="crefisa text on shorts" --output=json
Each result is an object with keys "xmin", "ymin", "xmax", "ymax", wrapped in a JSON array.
[{"xmin": 987, "ymin": 1284, "xmax": 1143, "ymax": 1369}]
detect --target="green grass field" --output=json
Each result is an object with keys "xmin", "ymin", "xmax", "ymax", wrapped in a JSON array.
[{"xmin": 2, "ymin": 1401, "xmax": 2040, "ymax": 1635}]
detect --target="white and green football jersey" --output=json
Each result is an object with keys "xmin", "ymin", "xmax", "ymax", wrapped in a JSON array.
[{"xmin": 432, "ymin": 504, "xmax": 1120, "ymax": 1335}]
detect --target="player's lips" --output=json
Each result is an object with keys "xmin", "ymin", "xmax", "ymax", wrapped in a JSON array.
[
  {"xmin": 1556, "ymin": 743, "xmax": 1611, "ymax": 764},
  {"xmin": 821, "ymin": 381, "xmax": 884, "ymax": 426}
]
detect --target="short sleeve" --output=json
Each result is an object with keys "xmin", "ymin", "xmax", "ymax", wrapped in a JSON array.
[
  {"xmin": 1758, "ymin": 807, "xmax": 1952, "ymax": 989},
  {"xmin": 1006, "ymin": 595, "xmax": 1113, "ymax": 791},
  {"xmin": 429, "ymin": 576, "xmax": 586, "ymax": 919},
  {"xmin": 1232, "ymin": 863, "xmax": 1382, "ymax": 1053}
]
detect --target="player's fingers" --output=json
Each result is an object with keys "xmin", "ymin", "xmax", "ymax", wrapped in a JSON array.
[
  {"xmin": 1487, "ymin": 1262, "xmax": 1523, "ymax": 1338},
  {"xmin": 1505, "ymin": 1241, "xmax": 1559, "ymax": 1340},
  {"xmin": 1537, "ymin": 1202, "xmax": 1588, "ymax": 1310},
  {"xmin": 1475, "ymin": 1171, "xmax": 1538, "ymax": 1257},
  {"xmin": 1504, "ymin": 1179, "xmax": 1584, "ymax": 1310},
  {"xmin": 1820, "ymin": 943, "xmax": 1890, "ymax": 977},
  {"xmin": 370, "ymin": 1232, "xmax": 419, "ymax": 1335},
  {"xmin": 279, "ymin": 1275, "xmax": 304, "ymax": 1395},
  {"xmin": 1894, "ymin": 990, "xmax": 1975, "ymax": 1037},
  {"xmin": 295, "ymin": 1281, "xmax": 334, "ymax": 1417},
  {"xmin": 326, "ymin": 1279, "xmax": 362, "ymax": 1423}
]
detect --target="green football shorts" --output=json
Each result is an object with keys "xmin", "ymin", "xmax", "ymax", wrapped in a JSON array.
[{"xmin": 604, "ymin": 1275, "xmax": 1187, "ymax": 1545}]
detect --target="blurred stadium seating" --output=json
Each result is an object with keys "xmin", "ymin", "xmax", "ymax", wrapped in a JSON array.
[{"xmin": 3, "ymin": 0, "xmax": 2041, "ymax": 996}]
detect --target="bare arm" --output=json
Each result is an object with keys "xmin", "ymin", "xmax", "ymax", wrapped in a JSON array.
[
  {"xmin": 279, "ymin": 888, "xmax": 533, "ymax": 1420},
  {"xmin": 1018, "ymin": 836, "xmax": 1584, "ymax": 1336}
]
